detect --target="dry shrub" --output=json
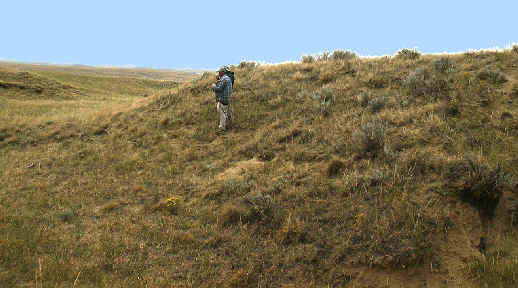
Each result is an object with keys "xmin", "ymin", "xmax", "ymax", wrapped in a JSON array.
[
  {"xmin": 433, "ymin": 57, "xmax": 455, "ymax": 74},
  {"xmin": 476, "ymin": 69, "xmax": 508, "ymax": 85},
  {"xmin": 356, "ymin": 91, "xmax": 371, "ymax": 107},
  {"xmin": 445, "ymin": 155, "xmax": 512, "ymax": 220},
  {"xmin": 311, "ymin": 85, "xmax": 334, "ymax": 116},
  {"xmin": 327, "ymin": 159, "xmax": 345, "ymax": 178},
  {"xmin": 317, "ymin": 51, "xmax": 331, "ymax": 62},
  {"xmin": 301, "ymin": 55, "xmax": 315, "ymax": 63},
  {"xmin": 459, "ymin": 162, "xmax": 506, "ymax": 220},
  {"xmin": 330, "ymin": 50, "xmax": 357, "ymax": 61},
  {"xmin": 366, "ymin": 95, "xmax": 386, "ymax": 112},
  {"xmin": 403, "ymin": 67, "xmax": 449, "ymax": 101},
  {"xmin": 396, "ymin": 48, "xmax": 421, "ymax": 60},
  {"xmin": 220, "ymin": 192, "xmax": 275, "ymax": 226},
  {"xmin": 351, "ymin": 118, "xmax": 387, "ymax": 159},
  {"xmin": 238, "ymin": 61, "xmax": 258, "ymax": 69},
  {"xmin": 244, "ymin": 191, "xmax": 274, "ymax": 223}
]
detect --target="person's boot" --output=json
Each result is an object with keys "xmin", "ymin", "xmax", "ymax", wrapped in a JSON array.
[{"xmin": 216, "ymin": 126, "xmax": 226, "ymax": 135}]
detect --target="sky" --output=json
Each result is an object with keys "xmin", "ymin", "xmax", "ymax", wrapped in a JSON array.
[{"xmin": 1, "ymin": 1, "xmax": 517, "ymax": 70}]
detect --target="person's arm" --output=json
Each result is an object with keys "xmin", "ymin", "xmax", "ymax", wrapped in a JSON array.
[{"xmin": 213, "ymin": 79, "xmax": 225, "ymax": 92}]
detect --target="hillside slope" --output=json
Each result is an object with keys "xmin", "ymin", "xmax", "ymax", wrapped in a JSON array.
[
  {"xmin": 0, "ymin": 64, "xmax": 181, "ymax": 128},
  {"xmin": 0, "ymin": 61, "xmax": 200, "ymax": 81},
  {"xmin": 1, "ymin": 50, "xmax": 518, "ymax": 287}
]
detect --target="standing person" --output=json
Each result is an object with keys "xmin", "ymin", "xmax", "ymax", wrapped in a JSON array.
[{"xmin": 211, "ymin": 66, "xmax": 233, "ymax": 132}]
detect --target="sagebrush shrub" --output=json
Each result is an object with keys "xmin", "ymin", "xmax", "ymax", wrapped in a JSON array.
[
  {"xmin": 396, "ymin": 48, "xmax": 421, "ymax": 60},
  {"xmin": 403, "ymin": 67, "xmax": 448, "ymax": 101},
  {"xmin": 238, "ymin": 61, "xmax": 258, "ymax": 69},
  {"xmin": 317, "ymin": 51, "xmax": 331, "ymax": 62},
  {"xmin": 446, "ymin": 155, "xmax": 512, "ymax": 220},
  {"xmin": 476, "ymin": 69, "xmax": 508, "ymax": 85},
  {"xmin": 330, "ymin": 50, "xmax": 357, "ymax": 61},
  {"xmin": 244, "ymin": 192, "xmax": 274, "ymax": 222},
  {"xmin": 351, "ymin": 118, "xmax": 387, "ymax": 158},
  {"xmin": 433, "ymin": 57, "xmax": 455, "ymax": 74},
  {"xmin": 512, "ymin": 45, "xmax": 518, "ymax": 54},
  {"xmin": 312, "ymin": 86, "xmax": 334, "ymax": 116},
  {"xmin": 367, "ymin": 95, "xmax": 386, "ymax": 112},
  {"xmin": 301, "ymin": 55, "xmax": 315, "ymax": 63}
]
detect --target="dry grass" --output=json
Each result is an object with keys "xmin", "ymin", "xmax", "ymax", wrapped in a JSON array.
[
  {"xmin": 2, "ymin": 49, "xmax": 518, "ymax": 287},
  {"xmin": 0, "ymin": 60, "xmax": 200, "ymax": 81}
]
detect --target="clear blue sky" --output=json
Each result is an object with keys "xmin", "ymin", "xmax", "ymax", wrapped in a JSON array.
[{"xmin": 1, "ymin": 1, "xmax": 516, "ymax": 70}]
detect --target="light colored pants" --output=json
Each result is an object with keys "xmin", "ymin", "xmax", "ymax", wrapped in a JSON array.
[{"xmin": 217, "ymin": 102, "xmax": 231, "ymax": 130}]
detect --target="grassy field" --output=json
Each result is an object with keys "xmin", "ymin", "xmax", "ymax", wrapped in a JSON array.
[
  {"xmin": 1, "ymin": 49, "xmax": 518, "ymax": 287},
  {"xmin": 0, "ymin": 61, "xmax": 201, "ymax": 81},
  {"xmin": 0, "ymin": 63, "xmax": 189, "ymax": 126}
]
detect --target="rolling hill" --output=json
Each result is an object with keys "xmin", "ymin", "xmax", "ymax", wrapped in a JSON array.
[{"xmin": 1, "ymin": 49, "xmax": 518, "ymax": 287}]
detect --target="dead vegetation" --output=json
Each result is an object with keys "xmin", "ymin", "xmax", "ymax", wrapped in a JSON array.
[{"xmin": 2, "ymin": 48, "xmax": 518, "ymax": 287}]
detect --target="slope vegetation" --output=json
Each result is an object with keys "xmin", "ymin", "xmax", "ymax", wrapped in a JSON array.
[
  {"xmin": 1, "ymin": 50, "xmax": 518, "ymax": 287},
  {"xmin": 0, "ymin": 63, "xmax": 185, "ymax": 128}
]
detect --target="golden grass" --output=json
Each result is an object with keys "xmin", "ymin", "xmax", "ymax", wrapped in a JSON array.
[
  {"xmin": 2, "ymin": 49, "xmax": 518, "ymax": 287},
  {"xmin": 0, "ymin": 61, "xmax": 200, "ymax": 81}
]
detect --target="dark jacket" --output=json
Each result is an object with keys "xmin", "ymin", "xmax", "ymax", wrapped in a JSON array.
[{"xmin": 213, "ymin": 74, "xmax": 232, "ymax": 105}]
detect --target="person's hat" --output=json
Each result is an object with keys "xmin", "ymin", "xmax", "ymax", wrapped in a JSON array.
[{"xmin": 218, "ymin": 66, "xmax": 230, "ymax": 73}]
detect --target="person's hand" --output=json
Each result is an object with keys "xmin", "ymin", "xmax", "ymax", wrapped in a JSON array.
[{"xmin": 211, "ymin": 83, "xmax": 216, "ymax": 89}]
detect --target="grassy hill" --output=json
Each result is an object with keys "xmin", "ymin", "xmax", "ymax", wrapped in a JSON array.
[
  {"xmin": 0, "ymin": 63, "xmax": 192, "ymax": 128},
  {"xmin": 1, "ymin": 49, "xmax": 518, "ymax": 287},
  {"xmin": 0, "ymin": 61, "xmax": 200, "ymax": 81}
]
